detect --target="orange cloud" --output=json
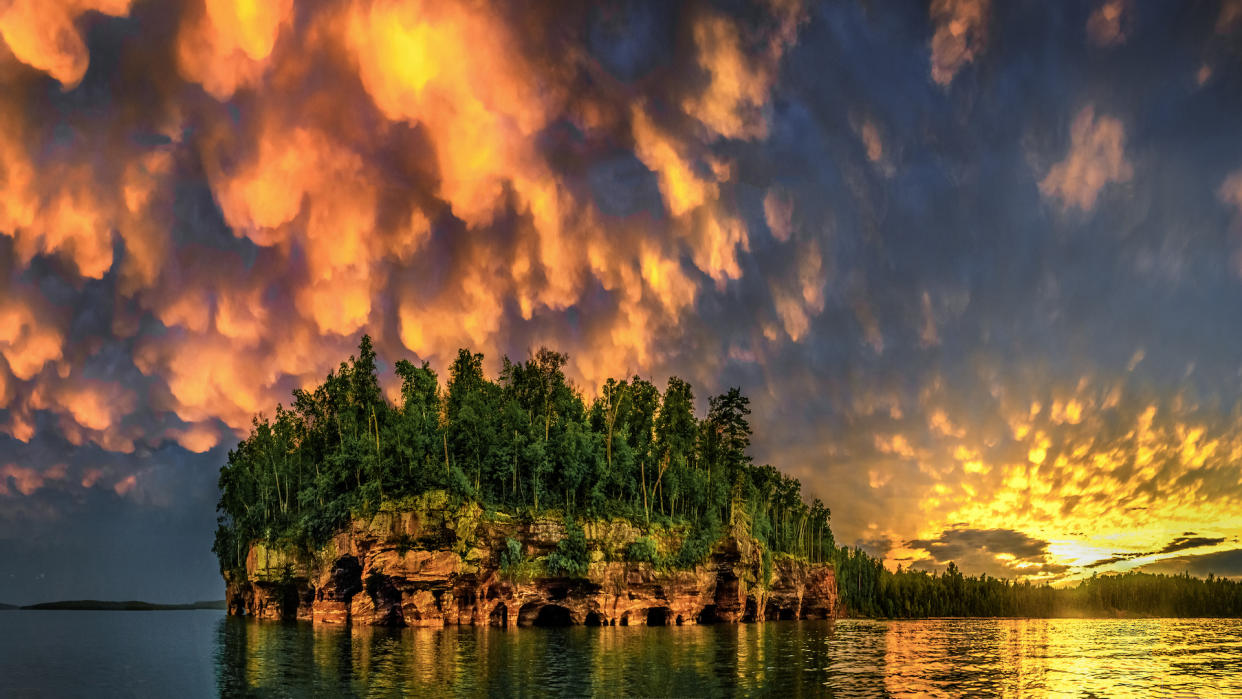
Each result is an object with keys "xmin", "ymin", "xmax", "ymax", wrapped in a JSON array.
[
  {"xmin": 763, "ymin": 188, "xmax": 794, "ymax": 242},
  {"xmin": 0, "ymin": 462, "xmax": 66, "ymax": 496},
  {"xmin": 176, "ymin": 0, "xmax": 294, "ymax": 99},
  {"xmin": 166, "ymin": 423, "xmax": 220, "ymax": 453},
  {"xmin": 113, "ymin": 473, "xmax": 137, "ymax": 496},
  {"xmin": 0, "ymin": 0, "xmax": 811, "ymax": 464},
  {"xmin": 928, "ymin": 0, "xmax": 990, "ymax": 86},
  {"xmin": 1086, "ymin": 0, "xmax": 1130, "ymax": 47},
  {"xmin": 0, "ymin": 0, "xmax": 132, "ymax": 88},
  {"xmin": 0, "ymin": 295, "xmax": 63, "ymax": 381},
  {"xmin": 80, "ymin": 467, "xmax": 103, "ymax": 488},
  {"xmin": 1039, "ymin": 106, "xmax": 1133, "ymax": 212}
]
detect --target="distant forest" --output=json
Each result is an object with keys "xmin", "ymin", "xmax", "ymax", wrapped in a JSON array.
[
  {"xmin": 214, "ymin": 337, "xmax": 1242, "ymax": 619},
  {"xmin": 836, "ymin": 554, "xmax": 1242, "ymax": 618}
]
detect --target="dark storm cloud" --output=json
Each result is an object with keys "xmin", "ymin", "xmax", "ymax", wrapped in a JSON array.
[
  {"xmin": 1140, "ymin": 548, "xmax": 1242, "ymax": 579},
  {"xmin": 1158, "ymin": 536, "xmax": 1227, "ymax": 554},
  {"xmin": 903, "ymin": 527, "xmax": 1068, "ymax": 579}
]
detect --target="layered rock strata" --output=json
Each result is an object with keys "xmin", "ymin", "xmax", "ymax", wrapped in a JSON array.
[{"xmin": 224, "ymin": 492, "xmax": 837, "ymax": 627}]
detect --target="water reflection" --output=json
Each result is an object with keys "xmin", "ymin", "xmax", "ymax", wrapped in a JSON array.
[{"xmin": 215, "ymin": 617, "xmax": 1242, "ymax": 697}]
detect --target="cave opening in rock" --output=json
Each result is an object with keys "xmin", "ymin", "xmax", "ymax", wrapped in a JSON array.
[
  {"xmin": 489, "ymin": 603, "xmax": 508, "ymax": 627},
  {"xmin": 584, "ymin": 611, "xmax": 602, "ymax": 626},
  {"xmin": 764, "ymin": 602, "xmax": 780, "ymax": 621},
  {"xmin": 696, "ymin": 605, "xmax": 720, "ymax": 624},
  {"xmin": 619, "ymin": 612, "xmax": 630, "ymax": 626},
  {"xmin": 278, "ymin": 583, "xmax": 299, "ymax": 621},
  {"xmin": 780, "ymin": 608, "xmax": 796, "ymax": 620},
  {"xmin": 646, "ymin": 607, "xmax": 671, "ymax": 626},
  {"xmin": 533, "ymin": 605, "xmax": 573, "ymax": 627},
  {"xmin": 330, "ymin": 555, "xmax": 363, "ymax": 603},
  {"xmin": 742, "ymin": 597, "xmax": 758, "ymax": 623}
]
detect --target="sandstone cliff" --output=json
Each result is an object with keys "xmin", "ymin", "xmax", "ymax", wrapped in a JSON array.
[{"xmin": 224, "ymin": 491, "xmax": 837, "ymax": 627}]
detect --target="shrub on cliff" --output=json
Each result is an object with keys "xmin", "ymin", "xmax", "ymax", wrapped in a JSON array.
[
  {"xmin": 500, "ymin": 537, "xmax": 523, "ymax": 572},
  {"xmin": 547, "ymin": 518, "xmax": 590, "ymax": 577},
  {"xmin": 625, "ymin": 537, "xmax": 661, "ymax": 566},
  {"xmin": 672, "ymin": 524, "xmax": 718, "ymax": 569}
]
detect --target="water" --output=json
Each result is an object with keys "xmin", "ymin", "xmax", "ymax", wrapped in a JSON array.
[{"xmin": 1, "ymin": 612, "xmax": 1240, "ymax": 697}]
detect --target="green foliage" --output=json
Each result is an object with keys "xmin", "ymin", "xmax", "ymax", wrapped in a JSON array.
[
  {"xmin": 672, "ymin": 523, "xmax": 718, "ymax": 569},
  {"xmin": 833, "ymin": 547, "xmax": 1242, "ymax": 619},
  {"xmin": 625, "ymin": 536, "xmax": 661, "ymax": 566},
  {"xmin": 547, "ymin": 518, "xmax": 590, "ymax": 578},
  {"xmin": 395, "ymin": 534, "xmax": 415, "ymax": 556},
  {"xmin": 500, "ymin": 537, "xmax": 523, "ymax": 572},
  {"xmin": 213, "ymin": 336, "xmax": 832, "ymax": 579}
]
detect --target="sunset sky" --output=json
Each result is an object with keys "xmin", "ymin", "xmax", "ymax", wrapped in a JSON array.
[{"xmin": 2, "ymin": 0, "xmax": 1242, "ymax": 604}]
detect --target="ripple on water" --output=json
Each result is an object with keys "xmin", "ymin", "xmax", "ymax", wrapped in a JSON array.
[{"xmin": 1, "ymin": 613, "xmax": 1240, "ymax": 697}]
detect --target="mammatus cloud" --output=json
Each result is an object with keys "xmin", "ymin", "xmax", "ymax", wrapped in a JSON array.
[
  {"xmin": 0, "ymin": 0, "xmax": 813, "ymax": 502},
  {"xmin": 0, "ymin": 0, "xmax": 132, "ymax": 88},
  {"xmin": 928, "ymin": 0, "xmax": 989, "ymax": 86},
  {"xmin": 1039, "ymin": 106, "xmax": 1133, "ymax": 212}
]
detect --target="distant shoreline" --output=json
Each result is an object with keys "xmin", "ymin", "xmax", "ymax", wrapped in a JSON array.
[{"xmin": 5, "ymin": 600, "xmax": 226, "ymax": 611}]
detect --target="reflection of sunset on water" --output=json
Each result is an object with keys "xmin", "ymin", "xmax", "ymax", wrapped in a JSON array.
[{"xmin": 211, "ymin": 618, "xmax": 1242, "ymax": 695}]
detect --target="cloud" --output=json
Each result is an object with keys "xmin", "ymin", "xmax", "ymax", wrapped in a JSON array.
[
  {"xmin": 1039, "ymin": 106, "xmax": 1133, "ymax": 212},
  {"xmin": 763, "ymin": 188, "xmax": 794, "ymax": 242},
  {"xmin": 1218, "ymin": 0, "xmax": 1242, "ymax": 34},
  {"xmin": 1139, "ymin": 548, "xmax": 1242, "ymax": 578},
  {"xmin": 1157, "ymin": 535, "xmax": 1226, "ymax": 554},
  {"xmin": 928, "ymin": 0, "xmax": 990, "ymax": 86},
  {"xmin": 1087, "ymin": 0, "xmax": 1130, "ymax": 47},
  {"xmin": 906, "ymin": 527, "xmax": 1068, "ymax": 579},
  {"xmin": 0, "ymin": 462, "xmax": 66, "ymax": 496},
  {"xmin": 0, "ymin": 0, "xmax": 132, "ymax": 88}
]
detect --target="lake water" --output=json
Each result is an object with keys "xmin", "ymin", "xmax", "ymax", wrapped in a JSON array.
[{"xmin": 1, "ymin": 612, "xmax": 1240, "ymax": 696}]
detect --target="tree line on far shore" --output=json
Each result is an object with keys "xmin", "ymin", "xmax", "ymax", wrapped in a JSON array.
[{"xmin": 836, "ymin": 550, "xmax": 1242, "ymax": 618}]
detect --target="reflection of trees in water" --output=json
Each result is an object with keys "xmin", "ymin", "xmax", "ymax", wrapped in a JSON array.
[
  {"xmin": 214, "ymin": 618, "xmax": 854, "ymax": 695},
  {"xmin": 213, "ymin": 617, "xmax": 1242, "ymax": 695}
]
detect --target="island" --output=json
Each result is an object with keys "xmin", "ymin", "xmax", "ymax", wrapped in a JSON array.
[
  {"xmin": 20, "ymin": 600, "xmax": 226, "ymax": 611},
  {"xmin": 218, "ymin": 338, "xmax": 838, "ymax": 626}
]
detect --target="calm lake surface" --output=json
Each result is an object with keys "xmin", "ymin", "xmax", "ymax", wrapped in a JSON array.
[{"xmin": 1, "ymin": 612, "xmax": 1240, "ymax": 697}]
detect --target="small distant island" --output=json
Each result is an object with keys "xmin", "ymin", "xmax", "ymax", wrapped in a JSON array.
[
  {"xmin": 216, "ymin": 338, "xmax": 1242, "ymax": 624},
  {"xmin": 18, "ymin": 600, "xmax": 226, "ymax": 611}
]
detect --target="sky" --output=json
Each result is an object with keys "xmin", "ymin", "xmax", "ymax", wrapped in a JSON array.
[{"xmin": 2, "ymin": 0, "xmax": 1242, "ymax": 604}]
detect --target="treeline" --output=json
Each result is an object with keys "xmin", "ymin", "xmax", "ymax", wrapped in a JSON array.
[
  {"xmin": 213, "ymin": 337, "xmax": 835, "ymax": 574},
  {"xmin": 835, "ymin": 553, "xmax": 1242, "ymax": 618}
]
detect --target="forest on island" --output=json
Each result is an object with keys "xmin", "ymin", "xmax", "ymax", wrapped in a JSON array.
[
  {"xmin": 214, "ymin": 337, "xmax": 1242, "ymax": 618},
  {"xmin": 213, "ymin": 337, "xmax": 834, "ymax": 578}
]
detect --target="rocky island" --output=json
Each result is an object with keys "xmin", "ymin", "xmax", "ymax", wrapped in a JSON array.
[
  {"xmin": 225, "ymin": 492, "xmax": 837, "ymax": 627},
  {"xmin": 216, "ymin": 338, "xmax": 838, "ymax": 627}
]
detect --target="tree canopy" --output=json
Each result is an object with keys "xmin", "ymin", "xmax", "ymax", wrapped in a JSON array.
[{"xmin": 213, "ymin": 336, "xmax": 834, "ymax": 575}]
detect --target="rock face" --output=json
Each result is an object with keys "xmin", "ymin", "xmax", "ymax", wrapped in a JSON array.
[{"xmin": 224, "ymin": 492, "xmax": 837, "ymax": 627}]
